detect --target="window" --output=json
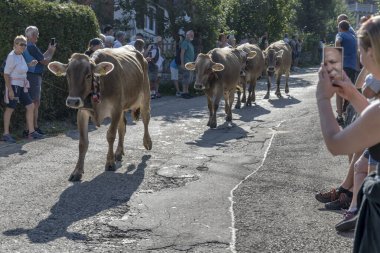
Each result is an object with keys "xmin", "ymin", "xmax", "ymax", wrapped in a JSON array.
[{"xmin": 144, "ymin": 6, "xmax": 156, "ymax": 33}]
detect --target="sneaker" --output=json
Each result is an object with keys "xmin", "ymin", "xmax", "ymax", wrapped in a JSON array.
[
  {"xmin": 151, "ymin": 94, "xmax": 156, "ymax": 99},
  {"xmin": 2, "ymin": 134, "xmax": 16, "ymax": 143},
  {"xmin": 315, "ymin": 188, "xmax": 340, "ymax": 203},
  {"xmin": 335, "ymin": 210, "xmax": 358, "ymax": 232},
  {"xmin": 28, "ymin": 131, "xmax": 44, "ymax": 140},
  {"xmin": 336, "ymin": 115, "xmax": 344, "ymax": 127},
  {"xmin": 181, "ymin": 93, "xmax": 192, "ymax": 99},
  {"xmin": 35, "ymin": 127, "xmax": 45, "ymax": 135},
  {"xmin": 22, "ymin": 130, "xmax": 29, "ymax": 138},
  {"xmin": 176, "ymin": 92, "xmax": 182, "ymax": 97},
  {"xmin": 325, "ymin": 192, "xmax": 352, "ymax": 210}
]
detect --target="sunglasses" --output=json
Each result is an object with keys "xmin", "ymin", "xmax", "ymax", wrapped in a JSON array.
[{"xmin": 17, "ymin": 43, "xmax": 27, "ymax": 47}]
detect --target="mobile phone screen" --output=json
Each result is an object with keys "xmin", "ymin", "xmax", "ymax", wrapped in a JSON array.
[
  {"xmin": 50, "ymin": 38, "xmax": 55, "ymax": 45},
  {"xmin": 323, "ymin": 46, "xmax": 344, "ymax": 81}
]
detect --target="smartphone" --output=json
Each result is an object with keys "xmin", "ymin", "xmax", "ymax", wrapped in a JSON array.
[
  {"xmin": 323, "ymin": 46, "xmax": 344, "ymax": 82},
  {"xmin": 50, "ymin": 38, "xmax": 55, "ymax": 46}
]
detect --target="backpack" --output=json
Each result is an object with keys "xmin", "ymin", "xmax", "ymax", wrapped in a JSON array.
[
  {"xmin": 175, "ymin": 44, "xmax": 181, "ymax": 65},
  {"xmin": 148, "ymin": 44, "xmax": 160, "ymax": 64}
]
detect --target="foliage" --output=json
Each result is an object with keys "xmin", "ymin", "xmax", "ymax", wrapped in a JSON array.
[
  {"xmin": 0, "ymin": 0, "xmax": 99, "ymax": 131},
  {"xmin": 225, "ymin": 0, "xmax": 297, "ymax": 43},
  {"xmin": 118, "ymin": 0, "xmax": 226, "ymax": 52}
]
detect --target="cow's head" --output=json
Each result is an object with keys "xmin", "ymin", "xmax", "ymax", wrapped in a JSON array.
[
  {"xmin": 263, "ymin": 48, "xmax": 284, "ymax": 74},
  {"xmin": 234, "ymin": 48, "xmax": 257, "ymax": 78},
  {"xmin": 48, "ymin": 53, "xmax": 114, "ymax": 109},
  {"xmin": 185, "ymin": 53, "xmax": 224, "ymax": 90}
]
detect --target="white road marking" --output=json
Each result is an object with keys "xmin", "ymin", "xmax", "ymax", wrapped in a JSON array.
[{"xmin": 229, "ymin": 121, "xmax": 285, "ymax": 253}]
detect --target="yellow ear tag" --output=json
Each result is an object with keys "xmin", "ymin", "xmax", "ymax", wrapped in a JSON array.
[
  {"xmin": 100, "ymin": 68, "xmax": 107, "ymax": 76},
  {"xmin": 56, "ymin": 71, "xmax": 63, "ymax": 76}
]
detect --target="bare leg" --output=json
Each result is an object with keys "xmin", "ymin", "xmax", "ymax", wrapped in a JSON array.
[
  {"xmin": 25, "ymin": 103, "xmax": 35, "ymax": 133},
  {"xmin": 3, "ymin": 107, "xmax": 14, "ymax": 135}
]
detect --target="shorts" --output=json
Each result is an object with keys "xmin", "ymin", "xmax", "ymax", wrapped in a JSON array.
[
  {"xmin": 182, "ymin": 69, "xmax": 194, "ymax": 85},
  {"xmin": 27, "ymin": 72, "xmax": 42, "ymax": 101},
  {"xmin": 6, "ymin": 85, "xmax": 33, "ymax": 109},
  {"xmin": 148, "ymin": 63, "xmax": 158, "ymax": 82},
  {"xmin": 363, "ymin": 149, "xmax": 379, "ymax": 167},
  {"xmin": 170, "ymin": 67, "xmax": 178, "ymax": 81}
]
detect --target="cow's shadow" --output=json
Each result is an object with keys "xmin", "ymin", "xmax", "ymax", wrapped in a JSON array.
[
  {"xmin": 188, "ymin": 121, "xmax": 248, "ymax": 148},
  {"xmin": 233, "ymin": 104, "xmax": 271, "ymax": 123},
  {"xmin": 267, "ymin": 95, "xmax": 301, "ymax": 108},
  {"xmin": 3, "ymin": 154, "xmax": 150, "ymax": 243}
]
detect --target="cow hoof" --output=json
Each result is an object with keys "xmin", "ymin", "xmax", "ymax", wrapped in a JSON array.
[
  {"xmin": 144, "ymin": 138, "xmax": 152, "ymax": 150},
  {"xmin": 115, "ymin": 153, "xmax": 123, "ymax": 162},
  {"xmin": 105, "ymin": 163, "xmax": 116, "ymax": 171},
  {"xmin": 226, "ymin": 116, "xmax": 232, "ymax": 122},
  {"xmin": 276, "ymin": 93, "xmax": 282, "ymax": 98},
  {"xmin": 285, "ymin": 89, "xmax": 289, "ymax": 94},
  {"xmin": 263, "ymin": 94, "xmax": 269, "ymax": 99},
  {"xmin": 235, "ymin": 103, "xmax": 241, "ymax": 109},
  {"xmin": 209, "ymin": 123, "xmax": 217, "ymax": 129},
  {"xmin": 68, "ymin": 173, "xmax": 82, "ymax": 182},
  {"xmin": 241, "ymin": 97, "xmax": 246, "ymax": 103}
]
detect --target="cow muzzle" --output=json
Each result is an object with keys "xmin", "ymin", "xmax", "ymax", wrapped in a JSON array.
[
  {"xmin": 66, "ymin": 96, "xmax": 84, "ymax": 108},
  {"xmin": 194, "ymin": 83, "xmax": 205, "ymax": 90},
  {"xmin": 267, "ymin": 66, "xmax": 275, "ymax": 73}
]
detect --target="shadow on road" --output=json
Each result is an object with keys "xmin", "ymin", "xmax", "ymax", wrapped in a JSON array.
[
  {"xmin": 3, "ymin": 155, "xmax": 150, "ymax": 243},
  {"xmin": 267, "ymin": 95, "xmax": 301, "ymax": 108},
  {"xmin": 233, "ymin": 104, "xmax": 271, "ymax": 123},
  {"xmin": 188, "ymin": 122, "xmax": 248, "ymax": 148}
]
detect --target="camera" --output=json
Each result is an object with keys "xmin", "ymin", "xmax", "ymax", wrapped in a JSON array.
[{"xmin": 50, "ymin": 38, "xmax": 55, "ymax": 46}]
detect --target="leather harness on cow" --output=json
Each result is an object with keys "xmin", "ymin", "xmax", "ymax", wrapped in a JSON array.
[{"xmin": 91, "ymin": 75, "xmax": 101, "ymax": 103}]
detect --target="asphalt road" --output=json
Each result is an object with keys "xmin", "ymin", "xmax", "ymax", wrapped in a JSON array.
[{"xmin": 0, "ymin": 68, "xmax": 353, "ymax": 252}]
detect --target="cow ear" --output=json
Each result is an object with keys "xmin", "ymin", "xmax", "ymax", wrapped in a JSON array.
[
  {"xmin": 48, "ymin": 61, "xmax": 68, "ymax": 76},
  {"xmin": 212, "ymin": 63, "xmax": 224, "ymax": 72},
  {"xmin": 185, "ymin": 62, "xmax": 196, "ymax": 71},
  {"xmin": 94, "ymin": 62, "xmax": 114, "ymax": 76},
  {"xmin": 276, "ymin": 50, "xmax": 284, "ymax": 58},
  {"xmin": 262, "ymin": 50, "xmax": 268, "ymax": 58},
  {"xmin": 247, "ymin": 51, "xmax": 257, "ymax": 60}
]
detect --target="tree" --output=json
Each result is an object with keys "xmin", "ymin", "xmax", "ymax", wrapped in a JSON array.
[{"xmin": 225, "ymin": 0, "xmax": 297, "ymax": 43}]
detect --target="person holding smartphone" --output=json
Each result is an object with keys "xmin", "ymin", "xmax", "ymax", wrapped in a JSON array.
[{"xmin": 22, "ymin": 26, "xmax": 56, "ymax": 137}]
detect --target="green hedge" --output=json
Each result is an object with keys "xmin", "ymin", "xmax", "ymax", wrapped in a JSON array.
[{"xmin": 0, "ymin": 0, "xmax": 100, "ymax": 133}]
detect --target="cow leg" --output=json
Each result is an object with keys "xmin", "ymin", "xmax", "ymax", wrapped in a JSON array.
[
  {"xmin": 225, "ymin": 89, "xmax": 235, "ymax": 122},
  {"xmin": 285, "ymin": 70, "xmax": 290, "ymax": 94},
  {"xmin": 140, "ymin": 103, "xmax": 152, "ymax": 150},
  {"xmin": 251, "ymin": 78, "xmax": 257, "ymax": 104},
  {"xmin": 206, "ymin": 94, "xmax": 213, "ymax": 127},
  {"xmin": 210, "ymin": 90, "xmax": 223, "ymax": 128},
  {"xmin": 105, "ymin": 112, "xmax": 121, "ymax": 171},
  {"xmin": 69, "ymin": 110, "xmax": 90, "ymax": 181},
  {"xmin": 247, "ymin": 80, "xmax": 255, "ymax": 106},
  {"xmin": 235, "ymin": 89, "xmax": 241, "ymax": 109},
  {"xmin": 115, "ymin": 113, "xmax": 126, "ymax": 162},
  {"xmin": 241, "ymin": 82, "xmax": 247, "ymax": 103},
  {"xmin": 275, "ymin": 73, "xmax": 282, "ymax": 98},
  {"xmin": 264, "ymin": 72, "xmax": 271, "ymax": 99}
]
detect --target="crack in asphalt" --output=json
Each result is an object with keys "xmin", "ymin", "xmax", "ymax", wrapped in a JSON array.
[{"xmin": 228, "ymin": 120, "xmax": 285, "ymax": 253}]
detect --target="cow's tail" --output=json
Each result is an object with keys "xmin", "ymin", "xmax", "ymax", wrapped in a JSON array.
[{"xmin": 132, "ymin": 108, "xmax": 141, "ymax": 121}]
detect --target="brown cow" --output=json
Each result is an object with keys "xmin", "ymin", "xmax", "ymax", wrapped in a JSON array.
[
  {"xmin": 235, "ymin": 43, "xmax": 265, "ymax": 108},
  {"xmin": 185, "ymin": 47, "xmax": 241, "ymax": 128},
  {"xmin": 48, "ymin": 46, "xmax": 152, "ymax": 181},
  {"xmin": 263, "ymin": 40, "xmax": 292, "ymax": 98}
]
